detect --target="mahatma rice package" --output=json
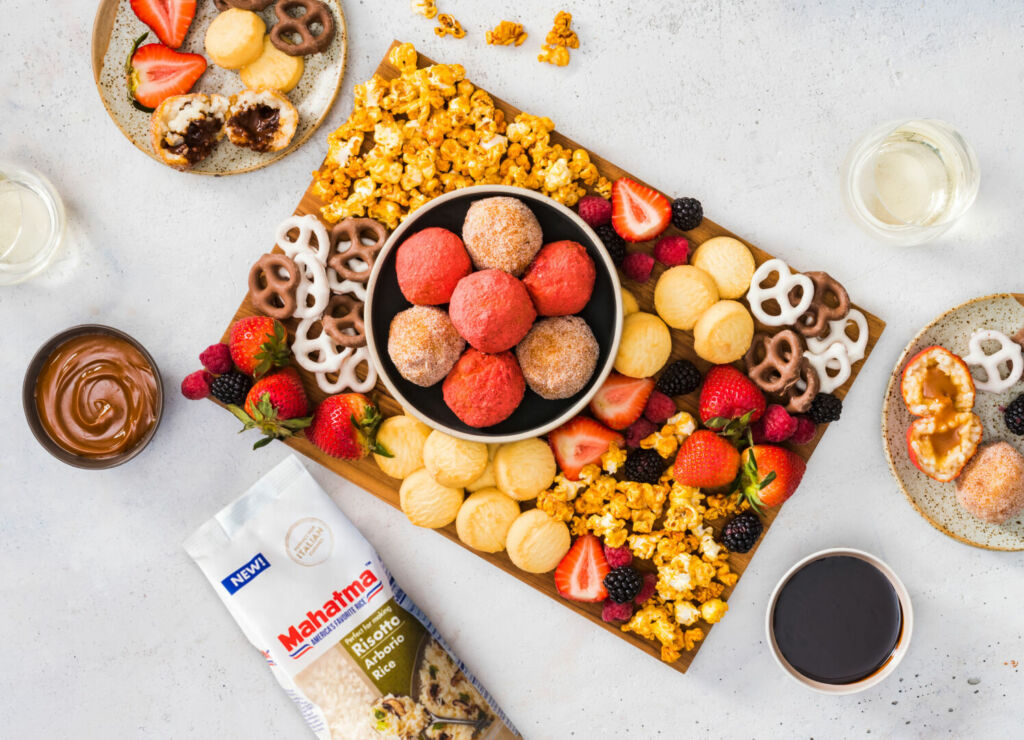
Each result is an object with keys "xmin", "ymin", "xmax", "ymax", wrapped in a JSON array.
[{"xmin": 185, "ymin": 455, "xmax": 521, "ymax": 740}]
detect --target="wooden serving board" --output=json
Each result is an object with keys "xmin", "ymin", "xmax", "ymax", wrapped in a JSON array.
[{"xmin": 220, "ymin": 41, "xmax": 886, "ymax": 673}]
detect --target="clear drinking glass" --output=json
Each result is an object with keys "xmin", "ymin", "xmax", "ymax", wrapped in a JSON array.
[
  {"xmin": 0, "ymin": 162, "xmax": 66, "ymax": 285},
  {"xmin": 840, "ymin": 119, "xmax": 980, "ymax": 246}
]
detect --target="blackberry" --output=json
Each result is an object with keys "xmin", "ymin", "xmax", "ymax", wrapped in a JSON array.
[
  {"xmin": 604, "ymin": 566, "xmax": 643, "ymax": 603},
  {"xmin": 623, "ymin": 447, "xmax": 667, "ymax": 484},
  {"xmin": 656, "ymin": 359, "xmax": 702, "ymax": 396},
  {"xmin": 808, "ymin": 392, "xmax": 843, "ymax": 424},
  {"xmin": 594, "ymin": 223, "xmax": 625, "ymax": 266},
  {"xmin": 210, "ymin": 371, "xmax": 253, "ymax": 406},
  {"xmin": 720, "ymin": 513, "xmax": 763, "ymax": 553},
  {"xmin": 670, "ymin": 197, "xmax": 703, "ymax": 231},
  {"xmin": 1005, "ymin": 394, "xmax": 1024, "ymax": 435}
]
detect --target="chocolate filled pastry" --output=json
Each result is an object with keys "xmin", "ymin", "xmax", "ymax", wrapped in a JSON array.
[
  {"xmin": 794, "ymin": 271, "xmax": 850, "ymax": 338},
  {"xmin": 248, "ymin": 252, "xmax": 300, "ymax": 319},
  {"xmin": 327, "ymin": 218, "xmax": 387, "ymax": 283},
  {"xmin": 270, "ymin": 0, "xmax": 335, "ymax": 56},
  {"xmin": 225, "ymin": 88, "xmax": 298, "ymax": 152},
  {"xmin": 150, "ymin": 93, "xmax": 229, "ymax": 169}
]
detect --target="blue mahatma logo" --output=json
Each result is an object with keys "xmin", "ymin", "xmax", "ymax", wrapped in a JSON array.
[{"xmin": 221, "ymin": 553, "xmax": 270, "ymax": 595}]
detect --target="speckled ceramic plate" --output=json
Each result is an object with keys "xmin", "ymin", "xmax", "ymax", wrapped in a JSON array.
[
  {"xmin": 91, "ymin": 0, "xmax": 346, "ymax": 175},
  {"xmin": 882, "ymin": 293, "xmax": 1024, "ymax": 550}
]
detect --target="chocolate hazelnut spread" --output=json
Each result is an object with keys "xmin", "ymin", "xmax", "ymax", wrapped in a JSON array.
[
  {"xmin": 34, "ymin": 334, "xmax": 159, "ymax": 459},
  {"xmin": 228, "ymin": 105, "xmax": 281, "ymax": 152},
  {"xmin": 165, "ymin": 117, "xmax": 223, "ymax": 164}
]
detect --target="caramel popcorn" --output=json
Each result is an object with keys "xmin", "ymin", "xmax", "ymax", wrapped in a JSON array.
[
  {"xmin": 537, "ymin": 44, "xmax": 570, "ymax": 67},
  {"xmin": 486, "ymin": 20, "xmax": 528, "ymax": 46},
  {"xmin": 435, "ymin": 14, "xmax": 466, "ymax": 38},
  {"xmin": 410, "ymin": 0, "xmax": 437, "ymax": 19},
  {"xmin": 545, "ymin": 11, "xmax": 579, "ymax": 48},
  {"xmin": 641, "ymin": 412, "xmax": 697, "ymax": 458},
  {"xmin": 313, "ymin": 43, "xmax": 608, "ymax": 228}
]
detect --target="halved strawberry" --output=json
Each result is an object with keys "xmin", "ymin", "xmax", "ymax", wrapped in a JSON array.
[
  {"xmin": 130, "ymin": 0, "xmax": 196, "ymax": 49},
  {"xmin": 589, "ymin": 373, "xmax": 655, "ymax": 430},
  {"xmin": 611, "ymin": 177, "xmax": 671, "ymax": 242},
  {"xmin": 548, "ymin": 417, "xmax": 624, "ymax": 480},
  {"xmin": 125, "ymin": 34, "xmax": 206, "ymax": 112},
  {"xmin": 554, "ymin": 534, "xmax": 610, "ymax": 602}
]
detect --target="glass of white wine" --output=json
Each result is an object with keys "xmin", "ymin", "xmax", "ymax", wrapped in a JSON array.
[
  {"xmin": 840, "ymin": 119, "xmax": 980, "ymax": 246},
  {"xmin": 0, "ymin": 162, "xmax": 66, "ymax": 285}
]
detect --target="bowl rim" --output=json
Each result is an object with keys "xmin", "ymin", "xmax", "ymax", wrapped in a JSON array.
[
  {"xmin": 365, "ymin": 184, "xmax": 623, "ymax": 443},
  {"xmin": 764, "ymin": 547, "xmax": 914, "ymax": 695},
  {"xmin": 22, "ymin": 323, "xmax": 164, "ymax": 469}
]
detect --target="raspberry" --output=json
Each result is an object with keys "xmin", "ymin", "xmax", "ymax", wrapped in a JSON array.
[
  {"xmin": 750, "ymin": 417, "xmax": 769, "ymax": 445},
  {"xmin": 603, "ymin": 544, "xmax": 633, "ymax": 569},
  {"xmin": 199, "ymin": 342, "xmax": 233, "ymax": 374},
  {"xmin": 653, "ymin": 235, "xmax": 689, "ymax": 267},
  {"xmin": 624, "ymin": 417, "xmax": 657, "ymax": 449},
  {"xmin": 643, "ymin": 390, "xmax": 676, "ymax": 424},
  {"xmin": 621, "ymin": 252, "xmax": 655, "ymax": 283},
  {"xmin": 181, "ymin": 370, "xmax": 213, "ymax": 400},
  {"xmin": 791, "ymin": 415, "xmax": 817, "ymax": 445},
  {"xmin": 601, "ymin": 599, "xmax": 634, "ymax": 623},
  {"xmin": 634, "ymin": 572, "xmax": 656, "ymax": 605},
  {"xmin": 577, "ymin": 195, "xmax": 612, "ymax": 227},
  {"xmin": 759, "ymin": 404, "xmax": 798, "ymax": 443}
]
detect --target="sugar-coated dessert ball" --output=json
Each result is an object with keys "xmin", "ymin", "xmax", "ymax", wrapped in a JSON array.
[
  {"xmin": 516, "ymin": 316, "xmax": 599, "ymax": 400},
  {"xmin": 395, "ymin": 227, "xmax": 472, "ymax": 305},
  {"xmin": 449, "ymin": 269, "xmax": 537, "ymax": 353},
  {"xmin": 955, "ymin": 442, "xmax": 1024, "ymax": 524},
  {"xmin": 521, "ymin": 240, "xmax": 596, "ymax": 316},
  {"xmin": 388, "ymin": 306, "xmax": 465, "ymax": 387},
  {"xmin": 443, "ymin": 348, "xmax": 526, "ymax": 427},
  {"xmin": 461, "ymin": 196, "xmax": 543, "ymax": 276}
]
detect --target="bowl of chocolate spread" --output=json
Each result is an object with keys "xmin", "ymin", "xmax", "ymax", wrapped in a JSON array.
[{"xmin": 23, "ymin": 325, "xmax": 163, "ymax": 468}]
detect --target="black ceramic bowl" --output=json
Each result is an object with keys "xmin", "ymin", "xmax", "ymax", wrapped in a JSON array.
[{"xmin": 366, "ymin": 185, "xmax": 622, "ymax": 442}]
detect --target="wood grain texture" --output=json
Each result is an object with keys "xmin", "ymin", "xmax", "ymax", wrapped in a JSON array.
[{"xmin": 218, "ymin": 41, "xmax": 886, "ymax": 673}]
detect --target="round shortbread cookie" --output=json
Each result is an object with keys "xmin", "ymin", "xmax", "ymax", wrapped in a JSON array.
[
  {"xmin": 654, "ymin": 265, "xmax": 719, "ymax": 330},
  {"xmin": 422, "ymin": 431, "xmax": 489, "ymax": 487},
  {"xmin": 505, "ymin": 509, "xmax": 571, "ymax": 573},
  {"xmin": 456, "ymin": 488, "xmax": 521, "ymax": 553},
  {"xmin": 373, "ymin": 415, "xmax": 432, "ymax": 480},
  {"xmin": 399, "ymin": 469, "xmax": 464, "ymax": 528},
  {"xmin": 693, "ymin": 300, "xmax": 755, "ymax": 364},
  {"xmin": 621, "ymin": 288, "xmax": 639, "ymax": 316},
  {"xmin": 614, "ymin": 311, "xmax": 672, "ymax": 378},
  {"xmin": 690, "ymin": 236, "xmax": 755, "ymax": 299},
  {"xmin": 239, "ymin": 35, "xmax": 304, "ymax": 92},
  {"xmin": 493, "ymin": 438, "xmax": 557, "ymax": 501},
  {"xmin": 466, "ymin": 459, "xmax": 497, "ymax": 492},
  {"xmin": 205, "ymin": 8, "xmax": 265, "ymax": 70}
]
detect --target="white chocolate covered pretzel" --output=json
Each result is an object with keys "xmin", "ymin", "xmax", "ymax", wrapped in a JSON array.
[
  {"xmin": 804, "ymin": 343, "xmax": 851, "ymax": 394},
  {"xmin": 746, "ymin": 259, "xmax": 814, "ymax": 327},
  {"xmin": 962, "ymin": 329, "xmax": 1024, "ymax": 393},
  {"xmin": 315, "ymin": 346, "xmax": 377, "ymax": 394},
  {"xmin": 290, "ymin": 250, "xmax": 330, "ymax": 320},
  {"xmin": 805, "ymin": 309, "xmax": 868, "ymax": 365},
  {"xmin": 276, "ymin": 214, "xmax": 331, "ymax": 263}
]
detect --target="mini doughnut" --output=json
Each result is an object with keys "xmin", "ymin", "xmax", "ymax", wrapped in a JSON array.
[
  {"xmin": 493, "ymin": 438, "xmax": 557, "ymax": 501},
  {"xmin": 400, "ymin": 469, "xmax": 463, "ymax": 529},
  {"xmin": 422, "ymin": 430, "xmax": 489, "ymax": 487},
  {"xmin": 456, "ymin": 488, "xmax": 521, "ymax": 553},
  {"xmin": 374, "ymin": 415, "xmax": 432, "ymax": 480}
]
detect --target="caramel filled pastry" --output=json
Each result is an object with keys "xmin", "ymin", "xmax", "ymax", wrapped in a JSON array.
[
  {"xmin": 225, "ymin": 89, "xmax": 298, "ymax": 152},
  {"xmin": 150, "ymin": 93, "xmax": 228, "ymax": 169}
]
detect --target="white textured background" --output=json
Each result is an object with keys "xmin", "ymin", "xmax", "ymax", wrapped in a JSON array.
[{"xmin": 2, "ymin": 1, "xmax": 1023, "ymax": 738}]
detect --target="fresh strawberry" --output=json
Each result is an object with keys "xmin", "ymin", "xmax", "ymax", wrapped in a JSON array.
[
  {"xmin": 698, "ymin": 364, "xmax": 766, "ymax": 436},
  {"xmin": 611, "ymin": 177, "xmax": 671, "ymax": 242},
  {"xmin": 307, "ymin": 394, "xmax": 390, "ymax": 460},
  {"xmin": 228, "ymin": 316, "xmax": 290, "ymax": 379},
  {"xmin": 554, "ymin": 534, "xmax": 610, "ymax": 602},
  {"xmin": 125, "ymin": 34, "xmax": 206, "ymax": 111},
  {"xmin": 548, "ymin": 417, "xmax": 624, "ymax": 480},
  {"xmin": 229, "ymin": 367, "xmax": 311, "ymax": 448},
  {"xmin": 673, "ymin": 430, "xmax": 741, "ymax": 489},
  {"xmin": 738, "ymin": 445, "xmax": 807, "ymax": 511},
  {"xmin": 129, "ymin": 0, "xmax": 196, "ymax": 48},
  {"xmin": 589, "ymin": 373, "xmax": 656, "ymax": 430}
]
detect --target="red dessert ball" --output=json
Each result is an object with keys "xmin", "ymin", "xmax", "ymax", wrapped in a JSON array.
[
  {"xmin": 395, "ymin": 227, "xmax": 472, "ymax": 305},
  {"xmin": 521, "ymin": 240, "xmax": 596, "ymax": 316},
  {"xmin": 443, "ymin": 349, "xmax": 526, "ymax": 427},
  {"xmin": 448, "ymin": 269, "xmax": 537, "ymax": 353}
]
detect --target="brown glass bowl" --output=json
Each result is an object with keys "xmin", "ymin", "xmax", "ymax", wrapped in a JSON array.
[{"xmin": 22, "ymin": 324, "xmax": 164, "ymax": 469}]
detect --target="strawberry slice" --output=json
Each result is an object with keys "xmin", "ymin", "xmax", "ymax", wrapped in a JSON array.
[
  {"xmin": 611, "ymin": 177, "xmax": 672, "ymax": 242},
  {"xmin": 125, "ymin": 34, "xmax": 207, "ymax": 112},
  {"xmin": 589, "ymin": 373, "xmax": 655, "ymax": 430},
  {"xmin": 554, "ymin": 534, "xmax": 610, "ymax": 602},
  {"xmin": 130, "ymin": 0, "xmax": 196, "ymax": 49},
  {"xmin": 548, "ymin": 417, "xmax": 623, "ymax": 480}
]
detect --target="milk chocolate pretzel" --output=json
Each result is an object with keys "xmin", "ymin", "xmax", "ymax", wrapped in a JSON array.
[
  {"xmin": 782, "ymin": 358, "xmax": 820, "ymax": 414},
  {"xmin": 744, "ymin": 330, "xmax": 805, "ymax": 394},
  {"xmin": 270, "ymin": 0, "xmax": 336, "ymax": 56},
  {"xmin": 248, "ymin": 253, "xmax": 299, "ymax": 320},
  {"xmin": 794, "ymin": 271, "xmax": 850, "ymax": 338},
  {"xmin": 213, "ymin": 0, "xmax": 274, "ymax": 10},
  {"xmin": 327, "ymin": 218, "xmax": 387, "ymax": 283},
  {"xmin": 322, "ymin": 293, "xmax": 366, "ymax": 348}
]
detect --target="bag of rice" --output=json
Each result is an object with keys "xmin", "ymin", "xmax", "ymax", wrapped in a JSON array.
[{"xmin": 185, "ymin": 455, "xmax": 521, "ymax": 740}]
